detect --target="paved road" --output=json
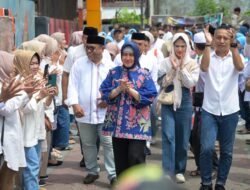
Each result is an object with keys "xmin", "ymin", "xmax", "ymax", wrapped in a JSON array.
[{"xmin": 45, "ymin": 125, "xmax": 250, "ymax": 190}]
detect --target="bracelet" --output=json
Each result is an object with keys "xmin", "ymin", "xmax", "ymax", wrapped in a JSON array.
[{"xmin": 205, "ymin": 44, "xmax": 211, "ymax": 47}]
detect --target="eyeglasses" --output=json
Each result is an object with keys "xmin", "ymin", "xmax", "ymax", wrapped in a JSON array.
[{"xmin": 86, "ymin": 45, "xmax": 96, "ymax": 52}]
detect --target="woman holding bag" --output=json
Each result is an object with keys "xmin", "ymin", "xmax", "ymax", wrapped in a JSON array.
[{"xmin": 158, "ymin": 33, "xmax": 199, "ymax": 183}]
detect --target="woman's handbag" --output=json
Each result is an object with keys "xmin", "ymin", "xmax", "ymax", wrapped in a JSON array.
[
  {"xmin": 157, "ymin": 85, "xmax": 174, "ymax": 105},
  {"xmin": 246, "ymin": 78, "xmax": 250, "ymax": 92},
  {"xmin": 192, "ymin": 92, "xmax": 204, "ymax": 107}
]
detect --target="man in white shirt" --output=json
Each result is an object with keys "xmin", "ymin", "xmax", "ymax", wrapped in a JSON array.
[
  {"xmin": 112, "ymin": 29, "xmax": 125, "ymax": 50},
  {"xmin": 62, "ymin": 27, "xmax": 98, "ymax": 167},
  {"xmin": 199, "ymin": 25, "xmax": 244, "ymax": 190},
  {"xmin": 67, "ymin": 35, "xmax": 116, "ymax": 185},
  {"xmin": 150, "ymin": 26, "xmax": 165, "ymax": 50},
  {"xmin": 62, "ymin": 26, "xmax": 98, "ymax": 106}
]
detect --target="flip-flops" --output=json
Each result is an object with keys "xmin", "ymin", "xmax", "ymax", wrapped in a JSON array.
[
  {"xmin": 237, "ymin": 129, "xmax": 250, "ymax": 134},
  {"xmin": 245, "ymin": 139, "xmax": 250, "ymax": 145},
  {"xmin": 190, "ymin": 170, "xmax": 200, "ymax": 177}
]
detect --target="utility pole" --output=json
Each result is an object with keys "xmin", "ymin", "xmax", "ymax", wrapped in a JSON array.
[
  {"xmin": 77, "ymin": 0, "xmax": 83, "ymax": 30},
  {"xmin": 140, "ymin": 0, "xmax": 144, "ymax": 29}
]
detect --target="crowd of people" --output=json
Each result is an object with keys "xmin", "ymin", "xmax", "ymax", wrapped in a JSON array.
[{"xmin": 0, "ymin": 9, "xmax": 250, "ymax": 190}]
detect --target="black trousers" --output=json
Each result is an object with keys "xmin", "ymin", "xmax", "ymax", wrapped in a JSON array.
[
  {"xmin": 112, "ymin": 137, "xmax": 146, "ymax": 177},
  {"xmin": 191, "ymin": 109, "xmax": 219, "ymax": 170}
]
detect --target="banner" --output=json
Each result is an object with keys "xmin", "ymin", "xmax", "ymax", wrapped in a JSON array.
[{"xmin": 151, "ymin": 13, "xmax": 223, "ymax": 27}]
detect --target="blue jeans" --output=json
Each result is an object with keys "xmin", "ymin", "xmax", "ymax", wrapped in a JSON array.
[
  {"xmin": 239, "ymin": 90, "xmax": 250, "ymax": 130},
  {"xmin": 161, "ymin": 88, "xmax": 192, "ymax": 176},
  {"xmin": 52, "ymin": 106, "xmax": 70, "ymax": 148},
  {"xmin": 78, "ymin": 123, "xmax": 116, "ymax": 181},
  {"xmin": 22, "ymin": 141, "xmax": 42, "ymax": 190},
  {"xmin": 200, "ymin": 110, "xmax": 238, "ymax": 185},
  {"xmin": 151, "ymin": 98, "xmax": 159, "ymax": 138}
]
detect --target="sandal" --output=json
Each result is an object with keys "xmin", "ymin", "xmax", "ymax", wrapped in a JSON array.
[
  {"xmin": 51, "ymin": 151, "xmax": 63, "ymax": 160},
  {"xmin": 54, "ymin": 146, "xmax": 73, "ymax": 151},
  {"xmin": 245, "ymin": 139, "xmax": 250, "ymax": 144},
  {"xmin": 47, "ymin": 160, "xmax": 63, "ymax": 167},
  {"xmin": 52, "ymin": 148, "xmax": 62, "ymax": 154},
  {"xmin": 190, "ymin": 170, "xmax": 200, "ymax": 176},
  {"xmin": 69, "ymin": 139, "xmax": 76, "ymax": 144},
  {"xmin": 238, "ymin": 129, "xmax": 250, "ymax": 134}
]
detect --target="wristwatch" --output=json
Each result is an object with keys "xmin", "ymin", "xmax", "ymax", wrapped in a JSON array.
[{"xmin": 230, "ymin": 42, "xmax": 238, "ymax": 48}]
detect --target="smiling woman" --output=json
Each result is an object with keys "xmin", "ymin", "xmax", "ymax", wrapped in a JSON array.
[
  {"xmin": 100, "ymin": 41, "xmax": 157, "ymax": 177},
  {"xmin": 158, "ymin": 33, "xmax": 199, "ymax": 182}
]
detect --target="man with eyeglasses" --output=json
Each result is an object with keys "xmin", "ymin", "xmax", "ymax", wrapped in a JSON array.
[
  {"xmin": 67, "ymin": 35, "xmax": 116, "ymax": 185},
  {"xmin": 62, "ymin": 27, "xmax": 111, "ymax": 168}
]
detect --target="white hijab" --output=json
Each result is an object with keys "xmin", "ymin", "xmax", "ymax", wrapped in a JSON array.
[{"xmin": 170, "ymin": 33, "xmax": 191, "ymax": 110}]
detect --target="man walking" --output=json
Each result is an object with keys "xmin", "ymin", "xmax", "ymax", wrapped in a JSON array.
[
  {"xmin": 67, "ymin": 35, "xmax": 116, "ymax": 185},
  {"xmin": 199, "ymin": 25, "xmax": 244, "ymax": 190}
]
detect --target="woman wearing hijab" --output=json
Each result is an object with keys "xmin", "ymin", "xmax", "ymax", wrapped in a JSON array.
[
  {"xmin": 51, "ymin": 32, "xmax": 67, "ymax": 65},
  {"xmin": 14, "ymin": 50, "xmax": 56, "ymax": 190},
  {"xmin": 0, "ymin": 51, "xmax": 31, "ymax": 190},
  {"xmin": 100, "ymin": 42, "xmax": 157, "ymax": 178},
  {"xmin": 106, "ymin": 42, "xmax": 119, "ymax": 61},
  {"xmin": 158, "ymin": 33, "xmax": 199, "ymax": 183},
  {"xmin": 19, "ymin": 40, "xmax": 46, "ymax": 59}
]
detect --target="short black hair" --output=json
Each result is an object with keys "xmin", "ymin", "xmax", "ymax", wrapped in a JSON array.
[
  {"xmin": 242, "ymin": 23, "xmax": 250, "ymax": 30},
  {"xmin": 215, "ymin": 23, "xmax": 231, "ymax": 33},
  {"xmin": 208, "ymin": 25, "xmax": 216, "ymax": 36},
  {"xmin": 173, "ymin": 24, "xmax": 185, "ymax": 31},
  {"xmin": 234, "ymin": 7, "xmax": 241, "ymax": 12},
  {"xmin": 149, "ymin": 25, "xmax": 158, "ymax": 32},
  {"xmin": 113, "ymin": 29, "xmax": 122, "ymax": 35},
  {"xmin": 195, "ymin": 43, "xmax": 206, "ymax": 51}
]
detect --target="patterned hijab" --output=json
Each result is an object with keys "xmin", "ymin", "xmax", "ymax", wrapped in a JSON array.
[
  {"xmin": 0, "ymin": 51, "xmax": 14, "ymax": 81},
  {"xmin": 13, "ymin": 50, "xmax": 40, "ymax": 77}
]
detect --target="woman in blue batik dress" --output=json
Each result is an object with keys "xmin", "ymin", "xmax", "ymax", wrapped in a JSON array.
[{"xmin": 100, "ymin": 42, "xmax": 157, "ymax": 177}]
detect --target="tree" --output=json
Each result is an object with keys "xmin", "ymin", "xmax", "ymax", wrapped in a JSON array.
[
  {"xmin": 192, "ymin": 0, "xmax": 218, "ymax": 16},
  {"xmin": 243, "ymin": 10, "xmax": 250, "ymax": 16},
  {"xmin": 112, "ymin": 8, "xmax": 141, "ymax": 24}
]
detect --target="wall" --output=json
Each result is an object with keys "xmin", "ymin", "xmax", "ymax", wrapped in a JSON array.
[{"xmin": 0, "ymin": 0, "xmax": 35, "ymax": 47}]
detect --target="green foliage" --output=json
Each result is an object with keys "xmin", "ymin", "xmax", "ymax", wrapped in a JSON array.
[
  {"xmin": 192, "ymin": 0, "xmax": 218, "ymax": 16},
  {"xmin": 243, "ymin": 10, "xmax": 250, "ymax": 16},
  {"xmin": 191, "ymin": 0, "xmax": 230, "ymax": 17},
  {"xmin": 217, "ymin": 0, "xmax": 230, "ymax": 17},
  {"xmin": 112, "ymin": 8, "xmax": 141, "ymax": 24}
]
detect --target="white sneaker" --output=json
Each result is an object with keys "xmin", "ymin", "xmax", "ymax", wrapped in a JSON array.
[
  {"xmin": 175, "ymin": 173, "xmax": 185, "ymax": 183},
  {"xmin": 238, "ymin": 118, "xmax": 246, "ymax": 126}
]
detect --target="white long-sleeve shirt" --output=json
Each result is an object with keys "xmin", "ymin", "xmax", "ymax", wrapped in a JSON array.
[
  {"xmin": 21, "ymin": 92, "xmax": 46, "ymax": 147},
  {"xmin": 0, "ymin": 91, "xmax": 29, "ymax": 171},
  {"xmin": 67, "ymin": 56, "xmax": 115, "ymax": 124}
]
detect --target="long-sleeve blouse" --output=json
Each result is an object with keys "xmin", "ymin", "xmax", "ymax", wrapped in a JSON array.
[
  {"xmin": 158, "ymin": 57, "xmax": 199, "ymax": 89},
  {"xmin": 0, "ymin": 91, "xmax": 29, "ymax": 171},
  {"xmin": 100, "ymin": 66, "xmax": 157, "ymax": 141}
]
